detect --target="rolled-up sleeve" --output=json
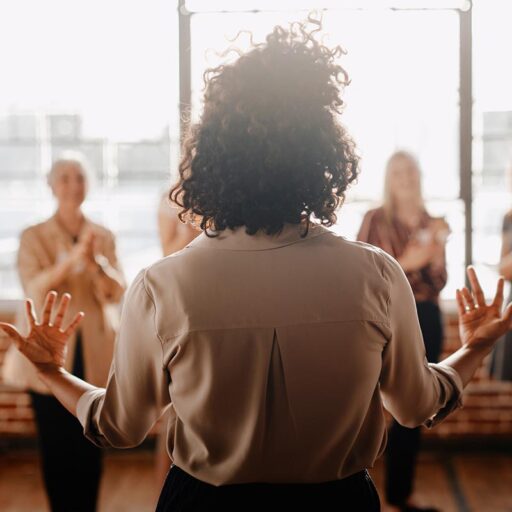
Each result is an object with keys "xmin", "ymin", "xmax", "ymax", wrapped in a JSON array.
[
  {"xmin": 76, "ymin": 268, "xmax": 171, "ymax": 448},
  {"xmin": 378, "ymin": 251, "xmax": 464, "ymax": 428}
]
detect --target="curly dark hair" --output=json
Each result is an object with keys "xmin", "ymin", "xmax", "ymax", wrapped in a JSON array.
[{"xmin": 170, "ymin": 15, "xmax": 359, "ymax": 237}]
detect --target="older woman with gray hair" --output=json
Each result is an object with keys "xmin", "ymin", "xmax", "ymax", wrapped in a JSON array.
[{"xmin": 3, "ymin": 152, "xmax": 126, "ymax": 512}]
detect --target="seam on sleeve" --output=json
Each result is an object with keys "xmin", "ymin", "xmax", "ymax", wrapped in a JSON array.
[
  {"xmin": 377, "ymin": 251, "xmax": 392, "ymax": 330},
  {"xmin": 140, "ymin": 269, "xmax": 166, "ymax": 367}
]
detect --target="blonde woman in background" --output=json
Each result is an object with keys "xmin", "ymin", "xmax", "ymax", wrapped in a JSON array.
[
  {"xmin": 3, "ymin": 153, "xmax": 126, "ymax": 512},
  {"xmin": 357, "ymin": 151, "xmax": 450, "ymax": 512},
  {"xmin": 154, "ymin": 191, "xmax": 201, "ymax": 492}
]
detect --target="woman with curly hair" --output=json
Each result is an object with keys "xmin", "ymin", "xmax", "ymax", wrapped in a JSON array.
[{"xmin": 1, "ymin": 17, "xmax": 511, "ymax": 512}]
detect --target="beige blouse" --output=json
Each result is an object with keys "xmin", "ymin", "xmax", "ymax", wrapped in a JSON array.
[
  {"xmin": 77, "ymin": 222, "xmax": 463, "ymax": 486},
  {"xmin": 3, "ymin": 213, "xmax": 125, "ymax": 393}
]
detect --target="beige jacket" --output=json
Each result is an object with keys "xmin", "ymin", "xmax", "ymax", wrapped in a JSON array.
[
  {"xmin": 3, "ymin": 213, "xmax": 125, "ymax": 393},
  {"xmin": 77, "ymin": 221, "xmax": 463, "ymax": 485}
]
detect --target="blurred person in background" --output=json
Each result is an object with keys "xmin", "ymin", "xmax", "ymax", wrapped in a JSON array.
[
  {"xmin": 154, "ymin": 191, "xmax": 200, "ymax": 492},
  {"xmin": 357, "ymin": 150, "xmax": 450, "ymax": 512},
  {"xmin": 3, "ymin": 152, "xmax": 126, "ymax": 512}
]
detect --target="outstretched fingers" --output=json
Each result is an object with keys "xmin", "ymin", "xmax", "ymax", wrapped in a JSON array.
[
  {"xmin": 491, "ymin": 276, "xmax": 505, "ymax": 311},
  {"xmin": 25, "ymin": 299, "xmax": 38, "ymax": 330},
  {"xmin": 62, "ymin": 312, "xmax": 85, "ymax": 338},
  {"xmin": 53, "ymin": 293, "xmax": 71, "ymax": 329},
  {"xmin": 461, "ymin": 287, "xmax": 476, "ymax": 311},
  {"xmin": 42, "ymin": 291, "xmax": 58, "ymax": 325},
  {"xmin": 456, "ymin": 289, "xmax": 466, "ymax": 316},
  {"xmin": 467, "ymin": 266, "xmax": 486, "ymax": 308},
  {"xmin": 0, "ymin": 322, "xmax": 25, "ymax": 347}
]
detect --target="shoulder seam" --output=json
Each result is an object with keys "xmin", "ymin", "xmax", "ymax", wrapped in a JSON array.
[
  {"xmin": 373, "ymin": 249, "xmax": 393, "ymax": 328},
  {"xmin": 140, "ymin": 269, "xmax": 166, "ymax": 351}
]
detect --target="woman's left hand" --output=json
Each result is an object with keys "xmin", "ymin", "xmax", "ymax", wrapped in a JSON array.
[
  {"xmin": 0, "ymin": 291, "xmax": 84, "ymax": 372},
  {"xmin": 456, "ymin": 266, "xmax": 512, "ymax": 351}
]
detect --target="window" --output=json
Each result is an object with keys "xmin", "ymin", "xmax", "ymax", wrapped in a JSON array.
[
  {"xmin": 0, "ymin": 0, "xmax": 179, "ymax": 299},
  {"xmin": 473, "ymin": 0, "xmax": 512, "ymax": 299},
  {"xmin": 188, "ymin": 4, "xmax": 462, "ymax": 299}
]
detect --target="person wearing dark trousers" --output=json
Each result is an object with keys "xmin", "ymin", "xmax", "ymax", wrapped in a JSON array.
[
  {"xmin": 357, "ymin": 151, "xmax": 451, "ymax": 512},
  {"xmin": 29, "ymin": 329, "xmax": 102, "ymax": 512},
  {"xmin": 2, "ymin": 154, "xmax": 126, "ymax": 511}
]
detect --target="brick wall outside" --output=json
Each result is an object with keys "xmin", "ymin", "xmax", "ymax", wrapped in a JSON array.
[
  {"xmin": 0, "ymin": 311, "xmax": 35, "ymax": 437},
  {"xmin": 423, "ymin": 312, "xmax": 512, "ymax": 439},
  {"xmin": 1, "ymin": 307, "xmax": 512, "ymax": 441}
]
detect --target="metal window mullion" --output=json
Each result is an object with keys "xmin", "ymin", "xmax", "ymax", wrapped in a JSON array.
[
  {"xmin": 178, "ymin": 0, "xmax": 192, "ymax": 148},
  {"xmin": 459, "ymin": 6, "xmax": 473, "ymax": 285}
]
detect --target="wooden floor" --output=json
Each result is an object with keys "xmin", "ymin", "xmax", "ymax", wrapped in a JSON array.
[{"xmin": 1, "ymin": 449, "xmax": 511, "ymax": 511}]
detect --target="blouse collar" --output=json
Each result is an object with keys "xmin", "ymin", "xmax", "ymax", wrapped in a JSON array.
[{"xmin": 185, "ymin": 221, "xmax": 332, "ymax": 251}]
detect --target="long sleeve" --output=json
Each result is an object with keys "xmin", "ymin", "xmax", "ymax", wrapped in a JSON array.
[
  {"xmin": 379, "ymin": 251, "xmax": 463, "ymax": 428},
  {"xmin": 91, "ymin": 230, "xmax": 126, "ymax": 304},
  {"xmin": 17, "ymin": 228, "xmax": 55, "ymax": 299},
  {"xmin": 76, "ymin": 268, "xmax": 171, "ymax": 448}
]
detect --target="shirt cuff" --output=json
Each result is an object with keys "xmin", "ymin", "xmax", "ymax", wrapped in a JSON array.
[
  {"xmin": 76, "ymin": 388, "xmax": 106, "ymax": 442},
  {"xmin": 423, "ymin": 363, "xmax": 464, "ymax": 429}
]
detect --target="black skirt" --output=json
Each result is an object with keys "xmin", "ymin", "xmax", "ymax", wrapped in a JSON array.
[{"xmin": 155, "ymin": 463, "xmax": 380, "ymax": 511}]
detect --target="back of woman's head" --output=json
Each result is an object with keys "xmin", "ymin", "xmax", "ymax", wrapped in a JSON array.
[{"xmin": 171, "ymin": 15, "xmax": 359, "ymax": 236}]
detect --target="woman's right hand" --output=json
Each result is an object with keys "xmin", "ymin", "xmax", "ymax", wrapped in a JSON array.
[
  {"xmin": 456, "ymin": 266, "xmax": 512, "ymax": 352},
  {"xmin": 66, "ymin": 230, "xmax": 95, "ymax": 269}
]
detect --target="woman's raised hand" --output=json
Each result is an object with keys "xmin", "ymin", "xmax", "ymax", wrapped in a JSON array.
[
  {"xmin": 0, "ymin": 291, "xmax": 84, "ymax": 371},
  {"xmin": 456, "ymin": 266, "xmax": 512, "ymax": 351}
]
